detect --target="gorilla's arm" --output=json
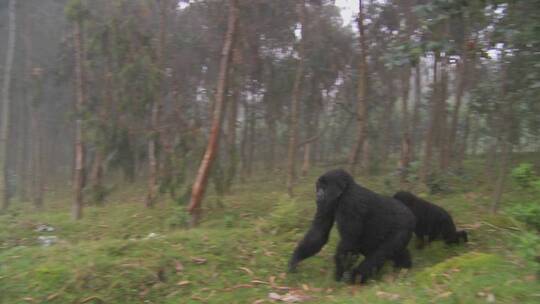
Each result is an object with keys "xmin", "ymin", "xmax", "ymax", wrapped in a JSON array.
[{"xmin": 288, "ymin": 209, "xmax": 334, "ymax": 272}]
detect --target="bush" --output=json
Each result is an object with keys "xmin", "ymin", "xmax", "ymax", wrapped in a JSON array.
[
  {"xmin": 166, "ymin": 207, "xmax": 190, "ymax": 229},
  {"xmin": 506, "ymin": 202, "xmax": 540, "ymax": 231},
  {"xmin": 513, "ymin": 231, "xmax": 540, "ymax": 272},
  {"xmin": 511, "ymin": 163, "xmax": 537, "ymax": 189}
]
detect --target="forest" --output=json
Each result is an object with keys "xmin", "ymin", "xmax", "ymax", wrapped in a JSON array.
[{"xmin": 0, "ymin": 0, "xmax": 539, "ymax": 303}]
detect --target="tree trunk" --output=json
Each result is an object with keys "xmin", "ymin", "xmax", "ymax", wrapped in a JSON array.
[
  {"xmin": 146, "ymin": 0, "xmax": 168, "ymax": 208},
  {"xmin": 448, "ymin": 54, "xmax": 467, "ymax": 164},
  {"xmin": 421, "ymin": 53, "xmax": 439, "ymax": 183},
  {"xmin": 438, "ymin": 57, "xmax": 450, "ymax": 171},
  {"xmin": 348, "ymin": 0, "xmax": 368, "ymax": 175},
  {"xmin": 224, "ymin": 69, "xmax": 239, "ymax": 193},
  {"xmin": 188, "ymin": 0, "xmax": 238, "ymax": 226},
  {"xmin": 286, "ymin": 0, "xmax": 306, "ymax": 197},
  {"xmin": 380, "ymin": 79, "xmax": 396, "ymax": 163},
  {"xmin": 411, "ymin": 63, "xmax": 422, "ymax": 161},
  {"xmin": 301, "ymin": 143, "xmax": 311, "ymax": 177},
  {"xmin": 72, "ymin": 18, "xmax": 86, "ymax": 220},
  {"xmin": 399, "ymin": 67, "xmax": 412, "ymax": 187},
  {"xmin": 1, "ymin": 0, "xmax": 16, "ymax": 210},
  {"xmin": 30, "ymin": 69, "xmax": 44, "ymax": 209},
  {"xmin": 247, "ymin": 101, "xmax": 256, "ymax": 176},
  {"xmin": 491, "ymin": 140, "xmax": 511, "ymax": 212},
  {"xmin": 456, "ymin": 107, "xmax": 471, "ymax": 167}
]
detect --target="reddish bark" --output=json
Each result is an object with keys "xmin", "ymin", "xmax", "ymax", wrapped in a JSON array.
[{"xmin": 188, "ymin": 0, "xmax": 238, "ymax": 226}]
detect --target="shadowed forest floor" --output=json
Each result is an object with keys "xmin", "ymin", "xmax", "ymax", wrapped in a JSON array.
[{"xmin": 1, "ymin": 161, "xmax": 539, "ymax": 303}]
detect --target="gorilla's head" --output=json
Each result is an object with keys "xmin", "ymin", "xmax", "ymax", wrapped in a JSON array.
[
  {"xmin": 392, "ymin": 191, "xmax": 416, "ymax": 208},
  {"xmin": 315, "ymin": 169, "xmax": 353, "ymax": 208}
]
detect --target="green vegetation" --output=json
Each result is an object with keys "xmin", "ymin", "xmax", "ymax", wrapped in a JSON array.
[{"xmin": 1, "ymin": 162, "xmax": 539, "ymax": 303}]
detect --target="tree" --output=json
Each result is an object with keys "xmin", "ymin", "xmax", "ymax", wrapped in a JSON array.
[
  {"xmin": 146, "ymin": 0, "xmax": 168, "ymax": 208},
  {"xmin": 1, "ymin": 0, "xmax": 16, "ymax": 211},
  {"xmin": 348, "ymin": 0, "xmax": 368, "ymax": 175},
  {"xmin": 188, "ymin": 0, "xmax": 239, "ymax": 226},
  {"xmin": 66, "ymin": 0, "xmax": 88, "ymax": 220},
  {"xmin": 286, "ymin": 0, "xmax": 306, "ymax": 197}
]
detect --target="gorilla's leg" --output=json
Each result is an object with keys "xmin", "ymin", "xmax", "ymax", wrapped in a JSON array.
[
  {"xmin": 392, "ymin": 248, "xmax": 412, "ymax": 269},
  {"xmin": 334, "ymin": 240, "xmax": 358, "ymax": 281},
  {"xmin": 351, "ymin": 231, "xmax": 411, "ymax": 283}
]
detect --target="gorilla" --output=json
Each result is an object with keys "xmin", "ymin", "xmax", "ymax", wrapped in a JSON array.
[
  {"xmin": 393, "ymin": 191, "xmax": 468, "ymax": 248},
  {"xmin": 288, "ymin": 169, "xmax": 416, "ymax": 284}
]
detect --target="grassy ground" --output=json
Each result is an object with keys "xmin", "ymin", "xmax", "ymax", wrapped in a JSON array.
[{"xmin": 0, "ymin": 162, "xmax": 538, "ymax": 303}]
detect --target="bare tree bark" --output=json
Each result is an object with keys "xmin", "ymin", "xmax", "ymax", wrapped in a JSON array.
[
  {"xmin": 411, "ymin": 63, "xmax": 422, "ymax": 161},
  {"xmin": 72, "ymin": 17, "xmax": 86, "ymax": 220},
  {"xmin": 421, "ymin": 53, "xmax": 439, "ymax": 183},
  {"xmin": 30, "ymin": 68, "xmax": 44, "ymax": 209},
  {"xmin": 188, "ymin": 0, "xmax": 238, "ymax": 226},
  {"xmin": 1, "ymin": 0, "xmax": 16, "ymax": 211},
  {"xmin": 491, "ymin": 60, "xmax": 513, "ymax": 213},
  {"xmin": 224, "ymin": 51, "xmax": 240, "ymax": 193},
  {"xmin": 286, "ymin": 0, "xmax": 306, "ymax": 197},
  {"xmin": 146, "ymin": 0, "xmax": 168, "ymax": 208},
  {"xmin": 348, "ymin": 0, "xmax": 368, "ymax": 175},
  {"xmin": 491, "ymin": 140, "xmax": 511, "ymax": 212},
  {"xmin": 438, "ymin": 57, "xmax": 450, "ymax": 171},
  {"xmin": 399, "ymin": 67, "xmax": 412, "ymax": 187},
  {"xmin": 448, "ymin": 51, "xmax": 467, "ymax": 164}
]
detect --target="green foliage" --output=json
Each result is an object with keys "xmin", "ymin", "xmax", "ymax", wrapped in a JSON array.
[
  {"xmin": 513, "ymin": 231, "xmax": 540, "ymax": 272},
  {"xmin": 64, "ymin": 0, "xmax": 89, "ymax": 22},
  {"xmin": 257, "ymin": 195, "xmax": 309, "ymax": 235},
  {"xmin": 506, "ymin": 201, "xmax": 540, "ymax": 231},
  {"xmin": 511, "ymin": 163, "xmax": 538, "ymax": 189},
  {"xmin": 165, "ymin": 206, "xmax": 190, "ymax": 229}
]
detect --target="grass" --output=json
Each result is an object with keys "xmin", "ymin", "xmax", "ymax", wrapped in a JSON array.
[{"xmin": 0, "ymin": 162, "xmax": 539, "ymax": 303}]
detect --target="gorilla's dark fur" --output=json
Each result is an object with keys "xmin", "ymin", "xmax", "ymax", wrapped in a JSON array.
[
  {"xmin": 393, "ymin": 191, "xmax": 468, "ymax": 248},
  {"xmin": 288, "ymin": 169, "xmax": 416, "ymax": 284}
]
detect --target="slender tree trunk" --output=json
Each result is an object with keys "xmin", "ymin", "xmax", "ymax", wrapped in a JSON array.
[
  {"xmin": 146, "ymin": 0, "xmax": 168, "ymax": 208},
  {"xmin": 411, "ymin": 63, "xmax": 422, "ymax": 161},
  {"xmin": 266, "ymin": 118, "xmax": 276, "ymax": 170},
  {"xmin": 399, "ymin": 67, "xmax": 412, "ymax": 187},
  {"xmin": 421, "ymin": 53, "xmax": 439, "ymax": 183},
  {"xmin": 247, "ymin": 102, "xmax": 256, "ymax": 176},
  {"xmin": 224, "ymin": 67, "xmax": 239, "ymax": 193},
  {"xmin": 301, "ymin": 143, "xmax": 311, "ymax": 176},
  {"xmin": 448, "ymin": 54, "xmax": 467, "ymax": 164},
  {"xmin": 348, "ymin": 0, "xmax": 368, "ymax": 175},
  {"xmin": 491, "ymin": 141, "xmax": 511, "ymax": 212},
  {"xmin": 1, "ymin": 0, "xmax": 16, "ymax": 210},
  {"xmin": 72, "ymin": 18, "xmax": 86, "ymax": 220},
  {"xmin": 438, "ymin": 57, "xmax": 450, "ymax": 171},
  {"xmin": 240, "ymin": 102, "xmax": 249, "ymax": 181},
  {"xmin": 17, "ymin": 11, "xmax": 31, "ymax": 202},
  {"xmin": 457, "ymin": 107, "xmax": 471, "ymax": 167},
  {"xmin": 30, "ymin": 69, "xmax": 44, "ymax": 209},
  {"xmin": 381, "ymin": 80, "xmax": 396, "ymax": 163},
  {"xmin": 491, "ymin": 59, "xmax": 513, "ymax": 213},
  {"xmin": 188, "ymin": 0, "xmax": 238, "ymax": 226},
  {"xmin": 484, "ymin": 139, "xmax": 499, "ymax": 182},
  {"xmin": 286, "ymin": 0, "xmax": 306, "ymax": 197}
]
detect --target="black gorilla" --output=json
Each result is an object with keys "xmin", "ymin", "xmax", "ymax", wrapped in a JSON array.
[
  {"xmin": 288, "ymin": 169, "xmax": 416, "ymax": 284},
  {"xmin": 393, "ymin": 191, "xmax": 468, "ymax": 248}
]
